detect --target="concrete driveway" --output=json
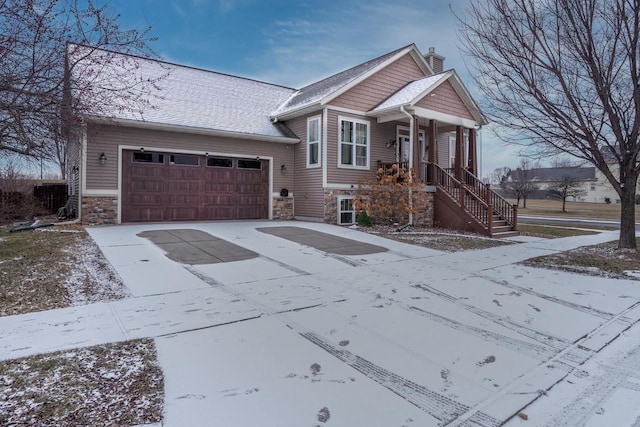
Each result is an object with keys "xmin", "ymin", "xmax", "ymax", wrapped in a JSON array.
[{"xmin": 3, "ymin": 221, "xmax": 640, "ymax": 426}]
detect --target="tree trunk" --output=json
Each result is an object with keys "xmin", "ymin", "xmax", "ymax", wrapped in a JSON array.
[
  {"xmin": 562, "ymin": 197, "xmax": 566, "ymax": 213},
  {"xmin": 618, "ymin": 173, "xmax": 638, "ymax": 249}
]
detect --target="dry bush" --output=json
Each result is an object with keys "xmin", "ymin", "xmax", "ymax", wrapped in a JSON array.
[{"xmin": 355, "ymin": 165, "xmax": 428, "ymax": 225}]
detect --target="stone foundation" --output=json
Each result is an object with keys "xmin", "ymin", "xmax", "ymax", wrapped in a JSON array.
[
  {"xmin": 81, "ymin": 196, "xmax": 118, "ymax": 225},
  {"xmin": 272, "ymin": 196, "xmax": 294, "ymax": 220},
  {"xmin": 323, "ymin": 187, "xmax": 435, "ymax": 227}
]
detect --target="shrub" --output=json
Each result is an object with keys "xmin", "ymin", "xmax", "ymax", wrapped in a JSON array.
[{"xmin": 355, "ymin": 165, "xmax": 427, "ymax": 225}]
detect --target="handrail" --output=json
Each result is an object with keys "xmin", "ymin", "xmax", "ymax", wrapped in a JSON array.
[
  {"xmin": 461, "ymin": 169, "xmax": 516, "ymax": 227},
  {"xmin": 433, "ymin": 164, "xmax": 517, "ymax": 234}
]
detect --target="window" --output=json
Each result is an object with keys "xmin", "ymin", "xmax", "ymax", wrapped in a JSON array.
[
  {"xmin": 339, "ymin": 117, "xmax": 369, "ymax": 168},
  {"xmin": 338, "ymin": 196, "xmax": 355, "ymax": 225},
  {"xmin": 170, "ymin": 154, "xmax": 199, "ymax": 166},
  {"xmin": 133, "ymin": 152, "xmax": 164, "ymax": 163},
  {"xmin": 238, "ymin": 159, "xmax": 262, "ymax": 169},
  {"xmin": 207, "ymin": 157, "xmax": 233, "ymax": 168},
  {"xmin": 307, "ymin": 116, "xmax": 321, "ymax": 167}
]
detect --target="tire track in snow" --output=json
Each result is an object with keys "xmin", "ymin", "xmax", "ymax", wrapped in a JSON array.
[
  {"xmin": 300, "ymin": 331, "xmax": 501, "ymax": 427},
  {"xmin": 408, "ymin": 306, "xmax": 558, "ymax": 360},
  {"xmin": 479, "ymin": 275, "xmax": 616, "ymax": 320},
  {"xmin": 413, "ymin": 284, "xmax": 570, "ymax": 351}
]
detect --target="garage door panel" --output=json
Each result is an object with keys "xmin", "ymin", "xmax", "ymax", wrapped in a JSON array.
[{"xmin": 122, "ymin": 151, "xmax": 268, "ymax": 223}]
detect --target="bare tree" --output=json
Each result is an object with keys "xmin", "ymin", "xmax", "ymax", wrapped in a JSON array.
[
  {"xmin": 546, "ymin": 176, "xmax": 588, "ymax": 213},
  {"xmin": 501, "ymin": 158, "xmax": 539, "ymax": 208},
  {"xmin": 490, "ymin": 166, "xmax": 511, "ymax": 186},
  {"xmin": 0, "ymin": 0, "xmax": 163, "ymax": 178},
  {"xmin": 458, "ymin": 0, "xmax": 640, "ymax": 248}
]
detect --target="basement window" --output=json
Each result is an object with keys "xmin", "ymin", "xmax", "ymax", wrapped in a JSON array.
[{"xmin": 337, "ymin": 196, "xmax": 355, "ymax": 225}]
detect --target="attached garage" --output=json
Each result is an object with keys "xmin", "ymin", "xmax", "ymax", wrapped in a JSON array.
[{"xmin": 121, "ymin": 150, "xmax": 269, "ymax": 222}]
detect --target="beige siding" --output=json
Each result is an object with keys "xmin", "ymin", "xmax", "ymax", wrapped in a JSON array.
[
  {"xmin": 331, "ymin": 53, "xmax": 427, "ymax": 112},
  {"xmin": 416, "ymin": 81, "xmax": 474, "ymax": 120},
  {"xmin": 287, "ymin": 114, "xmax": 324, "ymax": 218},
  {"xmin": 326, "ymin": 109, "xmax": 397, "ymax": 184},
  {"xmin": 85, "ymin": 123, "xmax": 296, "ymax": 191},
  {"xmin": 437, "ymin": 132, "xmax": 452, "ymax": 168}
]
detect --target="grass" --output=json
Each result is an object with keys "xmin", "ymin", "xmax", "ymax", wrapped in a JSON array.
[
  {"xmin": 510, "ymin": 198, "xmax": 638, "ymax": 220},
  {"xmin": 522, "ymin": 238, "xmax": 640, "ymax": 280},
  {"xmin": 517, "ymin": 223, "xmax": 601, "ymax": 238},
  {"xmin": 0, "ymin": 339, "xmax": 164, "ymax": 426},
  {"xmin": 0, "ymin": 225, "xmax": 128, "ymax": 316},
  {"xmin": 363, "ymin": 225, "xmax": 515, "ymax": 252},
  {"xmin": 0, "ymin": 224, "xmax": 163, "ymax": 426}
]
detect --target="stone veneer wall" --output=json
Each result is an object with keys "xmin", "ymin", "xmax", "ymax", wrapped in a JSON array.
[
  {"xmin": 81, "ymin": 196, "xmax": 118, "ymax": 225},
  {"xmin": 323, "ymin": 187, "xmax": 435, "ymax": 227},
  {"xmin": 272, "ymin": 196, "xmax": 294, "ymax": 220}
]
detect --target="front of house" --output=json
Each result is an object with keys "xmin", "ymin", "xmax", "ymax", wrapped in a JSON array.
[{"xmin": 68, "ymin": 44, "xmax": 516, "ymax": 236}]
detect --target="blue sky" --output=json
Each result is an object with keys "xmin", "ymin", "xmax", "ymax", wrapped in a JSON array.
[{"xmin": 108, "ymin": 0, "xmax": 521, "ymax": 176}]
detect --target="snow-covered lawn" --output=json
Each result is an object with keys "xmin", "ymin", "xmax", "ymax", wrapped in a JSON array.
[{"xmin": 0, "ymin": 339, "xmax": 163, "ymax": 426}]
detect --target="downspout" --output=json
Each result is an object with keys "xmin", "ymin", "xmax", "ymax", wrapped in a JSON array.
[{"xmin": 400, "ymin": 106, "xmax": 414, "ymax": 226}]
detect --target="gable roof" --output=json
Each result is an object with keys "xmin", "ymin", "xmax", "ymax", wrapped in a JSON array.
[
  {"xmin": 69, "ymin": 45, "xmax": 298, "ymax": 141},
  {"xmin": 271, "ymin": 44, "xmax": 432, "ymax": 119},
  {"xmin": 369, "ymin": 69, "xmax": 487, "ymax": 125},
  {"xmin": 370, "ymin": 71, "xmax": 451, "ymax": 112},
  {"xmin": 509, "ymin": 167, "xmax": 597, "ymax": 181}
]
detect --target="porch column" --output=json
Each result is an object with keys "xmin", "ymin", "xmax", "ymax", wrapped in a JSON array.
[
  {"xmin": 413, "ymin": 116, "xmax": 420, "ymax": 180},
  {"xmin": 468, "ymin": 128, "xmax": 478, "ymax": 176},
  {"xmin": 428, "ymin": 119, "xmax": 437, "ymax": 183},
  {"xmin": 455, "ymin": 125, "xmax": 464, "ymax": 180}
]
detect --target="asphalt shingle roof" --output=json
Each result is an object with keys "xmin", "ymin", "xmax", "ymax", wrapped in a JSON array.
[
  {"xmin": 272, "ymin": 45, "xmax": 414, "ymax": 117},
  {"xmin": 70, "ymin": 46, "xmax": 298, "ymax": 139},
  {"xmin": 370, "ymin": 71, "xmax": 449, "ymax": 112}
]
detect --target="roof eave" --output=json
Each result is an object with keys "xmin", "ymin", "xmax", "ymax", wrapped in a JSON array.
[
  {"xmin": 319, "ymin": 44, "xmax": 428, "ymax": 107},
  {"xmin": 85, "ymin": 116, "xmax": 301, "ymax": 144}
]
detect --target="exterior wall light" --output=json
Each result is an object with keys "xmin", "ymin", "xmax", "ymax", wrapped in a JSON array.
[
  {"xmin": 99, "ymin": 152, "xmax": 107, "ymax": 165},
  {"xmin": 280, "ymin": 164, "xmax": 287, "ymax": 174}
]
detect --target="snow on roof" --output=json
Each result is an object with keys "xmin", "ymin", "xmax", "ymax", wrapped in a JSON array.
[
  {"xmin": 370, "ymin": 72, "xmax": 450, "ymax": 112},
  {"xmin": 70, "ymin": 45, "xmax": 298, "ymax": 140},
  {"xmin": 272, "ymin": 45, "xmax": 415, "ymax": 117}
]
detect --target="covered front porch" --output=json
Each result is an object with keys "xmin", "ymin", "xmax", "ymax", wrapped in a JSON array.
[{"xmin": 367, "ymin": 72, "xmax": 517, "ymax": 237}]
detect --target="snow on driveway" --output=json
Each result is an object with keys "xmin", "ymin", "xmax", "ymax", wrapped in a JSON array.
[{"xmin": 6, "ymin": 222, "xmax": 638, "ymax": 426}]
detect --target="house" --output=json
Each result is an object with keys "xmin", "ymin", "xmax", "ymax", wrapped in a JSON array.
[
  {"xmin": 506, "ymin": 166, "xmax": 628, "ymax": 204},
  {"xmin": 67, "ymin": 43, "xmax": 517, "ymax": 237}
]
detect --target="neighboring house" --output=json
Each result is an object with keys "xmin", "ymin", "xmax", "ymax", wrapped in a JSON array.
[
  {"xmin": 506, "ymin": 166, "xmax": 625, "ymax": 203},
  {"xmin": 67, "ymin": 43, "xmax": 516, "ymax": 236}
]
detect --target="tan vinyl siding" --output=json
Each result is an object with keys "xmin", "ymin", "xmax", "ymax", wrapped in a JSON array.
[
  {"xmin": 85, "ymin": 123, "xmax": 296, "ymax": 191},
  {"xmin": 437, "ymin": 132, "xmax": 452, "ymax": 167},
  {"xmin": 330, "ymin": 53, "xmax": 427, "ymax": 112},
  {"xmin": 326, "ymin": 109, "xmax": 397, "ymax": 184},
  {"xmin": 287, "ymin": 114, "xmax": 324, "ymax": 218},
  {"xmin": 415, "ymin": 81, "xmax": 475, "ymax": 120}
]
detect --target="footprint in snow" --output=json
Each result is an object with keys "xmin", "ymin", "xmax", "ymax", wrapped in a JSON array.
[
  {"xmin": 310, "ymin": 363, "xmax": 322, "ymax": 376},
  {"xmin": 317, "ymin": 406, "xmax": 331, "ymax": 423},
  {"xmin": 492, "ymin": 299, "xmax": 502, "ymax": 307},
  {"xmin": 528, "ymin": 303, "xmax": 541, "ymax": 312},
  {"xmin": 477, "ymin": 355, "xmax": 496, "ymax": 367}
]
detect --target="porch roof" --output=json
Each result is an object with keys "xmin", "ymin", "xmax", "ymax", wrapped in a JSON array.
[{"xmin": 368, "ymin": 70, "xmax": 488, "ymax": 128}]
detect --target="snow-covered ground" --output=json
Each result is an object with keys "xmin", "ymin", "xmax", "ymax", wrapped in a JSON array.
[{"xmin": 3, "ymin": 221, "xmax": 640, "ymax": 426}]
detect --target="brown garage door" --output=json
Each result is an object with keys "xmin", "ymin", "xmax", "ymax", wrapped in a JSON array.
[{"xmin": 122, "ymin": 151, "xmax": 269, "ymax": 222}]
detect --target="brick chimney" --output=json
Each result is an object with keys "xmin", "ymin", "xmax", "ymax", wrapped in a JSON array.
[{"xmin": 424, "ymin": 47, "xmax": 445, "ymax": 74}]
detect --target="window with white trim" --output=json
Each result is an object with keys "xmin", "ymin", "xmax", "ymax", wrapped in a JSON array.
[
  {"xmin": 337, "ymin": 196, "xmax": 356, "ymax": 225},
  {"xmin": 339, "ymin": 117, "xmax": 369, "ymax": 168},
  {"xmin": 307, "ymin": 116, "xmax": 321, "ymax": 167}
]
